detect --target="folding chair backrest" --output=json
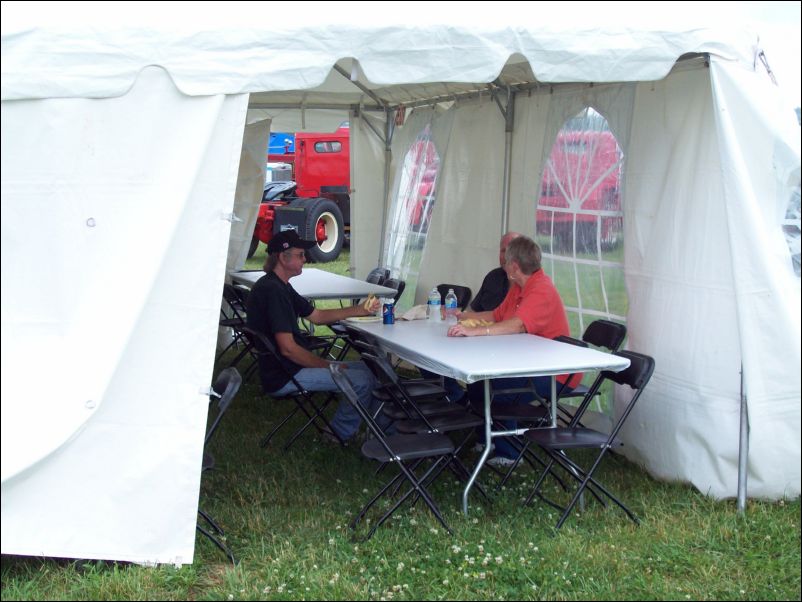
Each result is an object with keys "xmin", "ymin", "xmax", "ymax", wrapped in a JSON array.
[
  {"xmin": 359, "ymin": 351, "xmax": 401, "ymax": 387},
  {"xmin": 222, "ymin": 283, "xmax": 248, "ymax": 320},
  {"xmin": 553, "ymin": 334, "xmax": 588, "ymax": 348},
  {"xmin": 205, "ymin": 368, "xmax": 242, "ymax": 446},
  {"xmin": 366, "ymin": 267, "xmax": 390, "ymax": 285},
  {"xmin": 329, "ymin": 364, "xmax": 387, "ymax": 441},
  {"xmin": 241, "ymin": 326, "xmax": 306, "ymax": 394},
  {"xmin": 382, "ymin": 278, "xmax": 406, "ymax": 304},
  {"xmin": 582, "ymin": 319, "xmax": 626, "ymax": 351},
  {"xmin": 436, "ymin": 284, "xmax": 472, "ymax": 311},
  {"xmin": 598, "ymin": 351, "xmax": 654, "ymax": 437},
  {"xmin": 552, "ymin": 334, "xmax": 589, "ymax": 393}
]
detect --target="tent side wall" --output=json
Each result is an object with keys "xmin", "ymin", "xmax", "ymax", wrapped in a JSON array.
[
  {"xmin": 0, "ymin": 67, "xmax": 249, "ymax": 563},
  {"xmin": 404, "ymin": 100, "xmax": 507, "ymax": 301},
  {"xmin": 370, "ymin": 60, "xmax": 801, "ymax": 499}
]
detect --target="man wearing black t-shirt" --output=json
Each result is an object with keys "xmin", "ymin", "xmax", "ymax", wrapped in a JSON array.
[
  {"xmin": 422, "ymin": 231, "xmax": 522, "ymax": 403},
  {"xmin": 468, "ymin": 231, "xmax": 521, "ymax": 312},
  {"xmin": 246, "ymin": 230, "xmax": 385, "ymax": 443}
]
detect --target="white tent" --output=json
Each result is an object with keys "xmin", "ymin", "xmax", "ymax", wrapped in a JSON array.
[{"xmin": 1, "ymin": 22, "xmax": 799, "ymax": 564}]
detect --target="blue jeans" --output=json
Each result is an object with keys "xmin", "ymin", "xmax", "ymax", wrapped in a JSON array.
[
  {"xmin": 467, "ymin": 376, "xmax": 572, "ymax": 459},
  {"xmin": 270, "ymin": 361, "xmax": 388, "ymax": 440}
]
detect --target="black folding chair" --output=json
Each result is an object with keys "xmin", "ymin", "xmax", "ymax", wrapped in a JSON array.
[
  {"xmin": 558, "ymin": 319, "xmax": 627, "ymax": 402},
  {"xmin": 197, "ymin": 367, "xmax": 242, "ymax": 564},
  {"xmin": 522, "ymin": 350, "xmax": 655, "ymax": 529},
  {"xmin": 382, "ymin": 278, "xmax": 406, "ymax": 304},
  {"xmin": 351, "ymin": 341, "xmax": 461, "ymax": 420},
  {"xmin": 366, "ymin": 267, "xmax": 390, "ymax": 285},
  {"xmin": 484, "ymin": 335, "xmax": 589, "ymax": 489},
  {"xmin": 436, "ymin": 284, "xmax": 472, "ymax": 310},
  {"xmin": 330, "ymin": 364, "xmax": 458, "ymax": 540},
  {"xmin": 217, "ymin": 284, "xmax": 250, "ymax": 362},
  {"xmin": 242, "ymin": 326, "xmax": 344, "ymax": 450}
]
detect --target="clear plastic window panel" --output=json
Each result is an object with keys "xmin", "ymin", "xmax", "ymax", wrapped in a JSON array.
[
  {"xmin": 536, "ymin": 108, "xmax": 627, "ymax": 417},
  {"xmin": 384, "ymin": 125, "xmax": 440, "ymax": 311},
  {"xmin": 784, "ymin": 185, "xmax": 801, "ymax": 278}
]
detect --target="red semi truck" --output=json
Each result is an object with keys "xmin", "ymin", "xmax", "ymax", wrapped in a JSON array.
[
  {"xmin": 250, "ymin": 126, "xmax": 351, "ymax": 262},
  {"xmin": 250, "ymin": 124, "xmax": 438, "ymax": 262}
]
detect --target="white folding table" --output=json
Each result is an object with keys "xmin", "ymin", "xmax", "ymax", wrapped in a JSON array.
[
  {"xmin": 230, "ymin": 268, "xmax": 397, "ymax": 300},
  {"xmin": 346, "ymin": 319, "xmax": 631, "ymax": 514}
]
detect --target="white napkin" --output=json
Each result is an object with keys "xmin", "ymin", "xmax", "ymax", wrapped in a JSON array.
[{"xmin": 399, "ymin": 304, "xmax": 428, "ymax": 321}]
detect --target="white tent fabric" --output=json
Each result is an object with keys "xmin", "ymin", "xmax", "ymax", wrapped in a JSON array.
[
  {"xmin": 1, "ymin": 23, "xmax": 799, "ymax": 564},
  {"xmin": 1, "ymin": 66, "xmax": 248, "ymax": 563}
]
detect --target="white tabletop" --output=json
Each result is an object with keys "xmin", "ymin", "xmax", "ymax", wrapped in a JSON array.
[
  {"xmin": 347, "ymin": 319, "xmax": 630, "ymax": 384},
  {"xmin": 347, "ymin": 319, "xmax": 630, "ymax": 514},
  {"xmin": 230, "ymin": 268, "xmax": 397, "ymax": 300}
]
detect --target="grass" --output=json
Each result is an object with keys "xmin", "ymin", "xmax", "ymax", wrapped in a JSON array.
[{"xmin": 3, "ymin": 249, "xmax": 800, "ymax": 600}]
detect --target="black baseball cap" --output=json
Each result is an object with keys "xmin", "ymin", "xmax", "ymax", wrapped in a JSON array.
[{"xmin": 267, "ymin": 229, "xmax": 317, "ymax": 254}]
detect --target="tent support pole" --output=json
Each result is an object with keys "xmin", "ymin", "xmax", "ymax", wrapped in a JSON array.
[
  {"xmin": 500, "ymin": 88, "xmax": 515, "ymax": 234},
  {"xmin": 379, "ymin": 109, "xmax": 393, "ymax": 267},
  {"xmin": 737, "ymin": 365, "xmax": 748, "ymax": 513}
]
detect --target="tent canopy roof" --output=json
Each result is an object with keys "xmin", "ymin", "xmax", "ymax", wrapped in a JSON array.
[{"xmin": 1, "ymin": 24, "xmax": 759, "ymax": 104}]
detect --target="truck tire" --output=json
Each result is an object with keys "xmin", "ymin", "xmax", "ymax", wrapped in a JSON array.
[
  {"xmin": 247, "ymin": 236, "xmax": 260, "ymax": 259},
  {"xmin": 301, "ymin": 198, "xmax": 344, "ymax": 263}
]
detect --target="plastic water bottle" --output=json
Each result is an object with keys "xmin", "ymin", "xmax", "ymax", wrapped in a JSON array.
[
  {"xmin": 444, "ymin": 288, "xmax": 459, "ymax": 324},
  {"xmin": 427, "ymin": 287, "xmax": 442, "ymax": 321}
]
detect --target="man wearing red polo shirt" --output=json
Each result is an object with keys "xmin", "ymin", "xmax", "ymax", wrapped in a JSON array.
[{"xmin": 448, "ymin": 235, "xmax": 578, "ymax": 466}]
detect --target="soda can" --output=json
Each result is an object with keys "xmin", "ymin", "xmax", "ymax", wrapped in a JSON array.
[{"xmin": 382, "ymin": 302, "xmax": 395, "ymax": 324}]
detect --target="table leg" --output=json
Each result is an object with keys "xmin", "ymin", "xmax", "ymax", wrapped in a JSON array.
[{"xmin": 462, "ymin": 379, "xmax": 492, "ymax": 515}]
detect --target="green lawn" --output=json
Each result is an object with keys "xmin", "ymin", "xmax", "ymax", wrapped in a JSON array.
[{"xmin": 2, "ymin": 249, "xmax": 799, "ymax": 601}]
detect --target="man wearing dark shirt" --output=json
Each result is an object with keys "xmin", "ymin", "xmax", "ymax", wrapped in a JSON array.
[
  {"xmin": 246, "ymin": 230, "xmax": 385, "ymax": 443},
  {"xmin": 468, "ymin": 231, "xmax": 521, "ymax": 312},
  {"xmin": 424, "ymin": 232, "xmax": 522, "ymax": 403}
]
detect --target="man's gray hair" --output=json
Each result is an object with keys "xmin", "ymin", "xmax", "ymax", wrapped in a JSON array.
[{"xmin": 505, "ymin": 236, "xmax": 542, "ymax": 274}]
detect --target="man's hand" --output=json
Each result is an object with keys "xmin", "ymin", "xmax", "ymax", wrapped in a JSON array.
[
  {"xmin": 448, "ymin": 323, "xmax": 480, "ymax": 337},
  {"xmin": 360, "ymin": 294, "xmax": 381, "ymax": 315}
]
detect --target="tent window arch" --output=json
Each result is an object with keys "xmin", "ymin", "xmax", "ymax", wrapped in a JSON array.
[
  {"xmin": 535, "ymin": 107, "xmax": 628, "ymax": 419},
  {"xmin": 384, "ymin": 123, "xmax": 440, "ymax": 310}
]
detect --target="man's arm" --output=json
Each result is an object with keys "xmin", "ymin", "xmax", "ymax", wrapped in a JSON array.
[
  {"xmin": 454, "ymin": 309, "xmax": 495, "ymax": 322},
  {"xmin": 447, "ymin": 316, "xmax": 526, "ymax": 337},
  {"xmin": 274, "ymin": 332, "xmax": 331, "ymax": 368},
  {"xmin": 306, "ymin": 297, "xmax": 381, "ymax": 325}
]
